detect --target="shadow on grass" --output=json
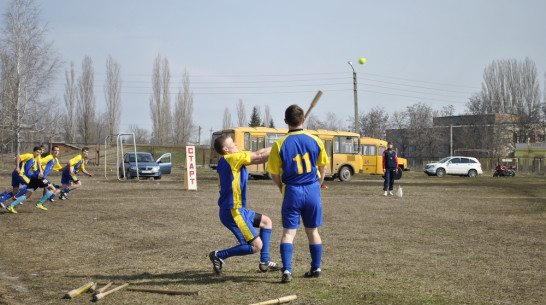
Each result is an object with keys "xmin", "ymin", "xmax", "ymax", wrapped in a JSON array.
[{"xmin": 66, "ymin": 269, "xmax": 277, "ymax": 286}]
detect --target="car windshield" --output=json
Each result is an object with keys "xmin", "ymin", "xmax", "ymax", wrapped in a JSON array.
[
  {"xmin": 438, "ymin": 157, "xmax": 451, "ymax": 163},
  {"xmin": 128, "ymin": 154, "xmax": 154, "ymax": 163}
]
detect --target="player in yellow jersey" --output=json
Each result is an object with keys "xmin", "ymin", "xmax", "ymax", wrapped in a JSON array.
[{"xmin": 59, "ymin": 147, "xmax": 93, "ymax": 200}]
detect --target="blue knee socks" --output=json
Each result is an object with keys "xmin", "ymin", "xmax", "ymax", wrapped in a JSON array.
[
  {"xmin": 309, "ymin": 244, "xmax": 323, "ymax": 270},
  {"xmin": 280, "ymin": 243, "xmax": 293, "ymax": 273},
  {"xmin": 259, "ymin": 228, "xmax": 272, "ymax": 263},
  {"xmin": 216, "ymin": 244, "xmax": 253, "ymax": 260}
]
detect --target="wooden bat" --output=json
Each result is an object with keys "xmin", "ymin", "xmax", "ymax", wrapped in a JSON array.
[
  {"xmin": 88, "ymin": 282, "xmax": 98, "ymax": 293},
  {"xmin": 92, "ymin": 283, "xmax": 129, "ymax": 302},
  {"xmin": 62, "ymin": 281, "xmax": 95, "ymax": 299},
  {"xmin": 127, "ymin": 287, "xmax": 200, "ymax": 296},
  {"xmin": 249, "ymin": 295, "xmax": 298, "ymax": 305},
  {"xmin": 94, "ymin": 280, "xmax": 114, "ymax": 294},
  {"xmin": 304, "ymin": 90, "xmax": 323, "ymax": 119}
]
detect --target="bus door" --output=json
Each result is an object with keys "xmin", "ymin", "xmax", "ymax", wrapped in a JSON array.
[
  {"xmin": 377, "ymin": 145, "xmax": 386, "ymax": 173},
  {"xmin": 361, "ymin": 144, "xmax": 377, "ymax": 174},
  {"xmin": 250, "ymin": 135, "xmax": 265, "ymax": 172}
]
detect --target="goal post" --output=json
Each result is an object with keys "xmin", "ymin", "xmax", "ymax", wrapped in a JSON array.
[{"xmin": 104, "ymin": 133, "xmax": 138, "ymax": 180}]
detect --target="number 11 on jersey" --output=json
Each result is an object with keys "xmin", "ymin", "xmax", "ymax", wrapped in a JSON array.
[{"xmin": 293, "ymin": 152, "xmax": 311, "ymax": 175}]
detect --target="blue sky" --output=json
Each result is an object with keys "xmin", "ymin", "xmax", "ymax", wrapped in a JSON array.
[{"xmin": 2, "ymin": 0, "xmax": 545, "ymax": 141}]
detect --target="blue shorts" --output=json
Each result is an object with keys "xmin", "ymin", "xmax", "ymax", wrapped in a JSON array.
[
  {"xmin": 61, "ymin": 171, "xmax": 78, "ymax": 185},
  {"xmin": 11, "ymin": 171, "xmax": 29, "ymax": 188},
  {"xmin": 281, "ymin": 182, "xmax": 323, "ymax": 229},
  {"xmin": 219, "ymin": 208, "xmax": 259, "ymax": 244}
]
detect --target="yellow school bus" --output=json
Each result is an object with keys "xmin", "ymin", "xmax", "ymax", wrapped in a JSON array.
[
  {"xmin": 209, "ymin": 127, "xmax": 362, "ymax": 181},
  {"xmin": 360, "ymin": 137, "xmax": 408, "ymax": 179}
]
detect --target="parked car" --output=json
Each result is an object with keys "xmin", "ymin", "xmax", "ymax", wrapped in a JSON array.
[
  {"xmin": 424, "ymin": 156, "xmax": 483, "ymax": 177},
  {"xmin": 119, "ymin": 152, "xmax": 172, "ymax": 180}
]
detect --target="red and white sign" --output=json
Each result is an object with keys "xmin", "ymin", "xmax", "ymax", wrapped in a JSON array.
[{"xmin": 185, "ymin": 146, "xmax": 197, "ymax": 190}]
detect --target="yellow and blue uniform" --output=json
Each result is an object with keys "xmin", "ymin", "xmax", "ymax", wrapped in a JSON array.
[
  {"xmin": 267, "ymin": 130, "xmax": 329, "ymax": 229},
  {"xmin": 41, "ymin": 155, "xmax": 62, "ymax": 179},
  {"xmin": 61, "ymin": 155, "xmax": 85, "ymax": 184},
  {"xmin": 217, "ymin": 151, "xmax": 259, "ymax": 244},
  {"xmin": 11, "ymin": 153, "xmax": 36, "ymax": 187}
]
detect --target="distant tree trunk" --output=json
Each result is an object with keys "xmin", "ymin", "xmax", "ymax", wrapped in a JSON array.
[
  {"xmin": 173, "ymin": 69, "xmax": 193, "ymax": 145},
  {"xmin": 0, "ymin": 0, "xmax": 59, "ymax": 154},
  {"xmin": 223, "ymin": 107, "xmax": 232, "ymax": 129},
  {"xmin": 104, "ymin": 55, "xmax": 122, "ymax": 136},
  {"xmin": 77, "ymin": 56, "xmax": 96, "ymax": 145},
  {"xmin": 149, "ymin": 54, "xmax": 171, "ymax": 145},
  {"xmin": 63, "ymin": 61, "xmax": 77, "ymax": 142},
  {"xmin": 127, "ymin": 124, "xmax": 151, "ymax": 144},
  {"xmin": 264, "ymin": 105, "xmax": 272, "ymax": 128},
  {"xmin": 236, "ymin": 99, "xmax": 246, "ymax": 127}
]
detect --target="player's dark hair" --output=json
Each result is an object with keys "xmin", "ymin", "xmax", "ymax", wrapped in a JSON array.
[
  {"xmin": 33, "ymin": 146, "xmax": 42, "ymax": 152},
  {"xmin": 214, "ymin": 136, "xmax": 229, "ymax": 155},
  {"xmin": 285, "ymin": 104, "xmax": 304, "ymax": 127},
  {"xmin": 82, "ymin": 147, "xmax": 89, "ymax": 152},
  {"xmin": 52, "ymin": 145, "xmax": 60, "ymax": 151}
]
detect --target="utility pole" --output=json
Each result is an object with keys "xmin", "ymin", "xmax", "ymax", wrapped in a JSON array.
[{"xmin": 198, "ymin": 126, "xmax": 202, "ymax": 146}]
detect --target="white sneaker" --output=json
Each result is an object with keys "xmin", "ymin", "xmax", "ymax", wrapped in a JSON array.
[
  {"xmin": 389, "ymin": 191, "xmax": 393, "ymax": 196},
  {"xmin": 383, "ymin": 191, "xmax": 387, "ymax": 196}
]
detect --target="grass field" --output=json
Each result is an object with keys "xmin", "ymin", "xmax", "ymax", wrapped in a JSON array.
[{"xmin": 0, "ymin": 167, "xmax": 544, "ymax": 305}]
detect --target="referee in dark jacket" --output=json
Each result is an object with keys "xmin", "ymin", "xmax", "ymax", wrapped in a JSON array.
[{"xmin": 382, "ymin": 142, "xmax": 398, "ymax": 196}]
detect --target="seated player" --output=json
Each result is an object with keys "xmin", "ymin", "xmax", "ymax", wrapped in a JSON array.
[{"xmin": 208, "ymin": 135, "xmax": 281, "ymax": 275}]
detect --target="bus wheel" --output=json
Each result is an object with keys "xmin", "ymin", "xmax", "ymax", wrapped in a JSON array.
[
  {"xmin": 395, "ymin": 167, "xmax": 403, "ymax": 180},
  {"xmin": 338, "ymin": 166, "xmax": 352, "ymax": 182}
]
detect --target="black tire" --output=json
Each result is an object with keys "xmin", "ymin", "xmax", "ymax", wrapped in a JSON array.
[
  {"xmin": 468, "ymin": 169, "xmax": 478, "ymax": 177},
  {"xmin": 126, "ymin": 171, "xmax": 133, "ymax": 179},
  {"xmin": 119, "ymin": 169, "xmax": 124, "ymax": 178},
  {"xmin": 154, "ymin": 175, "xmax": 162, "ymax": 180},
  {"xmin": 338, "ymin": 166, "xmax": 352, "ymax": 182},
  {"xmin": 436, "ymin": 168, "xmax": 446, "ymax": 177},
  {"xmin": 395, "ymin": 167, "xmax": 403, "ymax": 180}
]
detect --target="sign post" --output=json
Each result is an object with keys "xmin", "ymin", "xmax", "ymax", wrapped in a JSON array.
[{"xmin": 185, "ymin": 146, "xmax": 197, "ymax": 190}]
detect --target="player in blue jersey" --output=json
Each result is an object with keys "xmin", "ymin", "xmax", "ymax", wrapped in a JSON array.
[
  {"xmin": 6, "ymin": 146, "xmax": 64, "ymax": 213},
  {"xmin": 1, "ymin": 146, "xmax": 43, "ymax": 213},
  {"xmin": 382, "ymin": 142, "xmax": 399, "ymax": 196},
  {"xmin": 58, "ymin": 147, "xmax": 93, "ymax": 200},
  {"xmin": 208, "ymin": 135, "xmax": 282, "ymax": 275},
  {"xmin": 267, "ymin": 105, "xmax": 329, "ymax": 283}
]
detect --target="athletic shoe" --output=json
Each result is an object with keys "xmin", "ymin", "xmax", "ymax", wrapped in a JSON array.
[
  {"xmin": 209, "ymin": 251, "xmax": 224, "ymax": 275},
  {"xmin": 59, "ymin": 193, "xmax": 67, "ymax": 200},
  {"xmin": 281, "ymin": 270, "xmax": 292, "ymax": 283},
  {"xmin": 0, "ymin": 202, "xmax": 5, "ymax": 209},
  {"xmin": 259, "ymin": 261, "xmax": 282, "ymax": 272},
  {"xmin": 303, "ymin": 268, "xmax": 322, "ymax": 278},
  {"xmin": 383, "ymin": 191, "xmax": 388, "ymax": 196},
  {"xmin": 48, "ymin": 198, "xmax": 55, "ymax": 202},
  {"xmin": 7, "ymin": 206, "xmax": 17, "ymax": 214},
  {"xmin": 389, "ymin": 191, "xmax": 393, "ymax": 196},
  {"xmin": 36, "ymin": 204, "xmax": 48, "ymax": 211}
]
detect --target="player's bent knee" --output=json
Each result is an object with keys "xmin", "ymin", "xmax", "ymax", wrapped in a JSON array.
[{"xmin": 260, "ymin": 215, "xmax": 273, "ymax": 229}]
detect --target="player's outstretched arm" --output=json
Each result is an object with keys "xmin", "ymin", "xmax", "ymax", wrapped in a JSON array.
[{"xmin": 249, "ymin": 147, "xmax": 271, "ymax": 165}]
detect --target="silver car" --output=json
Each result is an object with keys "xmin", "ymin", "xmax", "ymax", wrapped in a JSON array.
[{"xmin": 424, "ymin": 156, "xmax": 483, "ymax": 177}]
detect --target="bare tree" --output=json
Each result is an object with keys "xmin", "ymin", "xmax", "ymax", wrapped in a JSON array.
[
  {"xmin": 306, "ymin": 114, "xmax": 326, "ymax": 130},
  {"xmin": 104, "ymin": 55, "xmax": 121, "ymax": 136},
  {"xmin": 0, "ymin": 0, "xmax": 59, "ymax": 153},
  {"xmin": 264, "ymin": 105, "xmax": 273, "ymax": 128},
  {"xmin": 222, "ymin": 107, "xmax": 232, "ymax": 129},
  {"xmin": 76, "ymin": 56, "xmax": 96, "ymax": 144},
  {"xmin": 467, "ymin": 57, "xmax": 542, "ymax": 140},
  {"xmin": 359, "ymin": 106, "xmax": 389, "ymax": 138},
  {"xmin": 127, "ymin": 124, "xmax": 151, "ymax": 144},
  {"xmin": 149, "ymin": 54, "xmax": 171, "ymax": 144},
  {"xmin": 172, "ymin": 69, "xmax": 194, "ymax": 145},
  {"xmin": 63, "ymin": 61, "xmax": 77, "ymax": 142},
  {"xmin": 236, "ymin": 98, "xmax": 246, "ymax": 127},
  {"xmin": 439, "ymin": 104, "xmax": 456, "ymax": 117},
  {"xmin": 325, "ymin": 112, "xmax": 344, "ymax": 131},
  {"xmin": 405, "ymin": 102, "xmax": 437, "ymax": 159}
]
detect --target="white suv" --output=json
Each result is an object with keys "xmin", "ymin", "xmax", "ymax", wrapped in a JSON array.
[{"xmin": 424, "ymin": 156, "xmax": 483, "ymax": 177}]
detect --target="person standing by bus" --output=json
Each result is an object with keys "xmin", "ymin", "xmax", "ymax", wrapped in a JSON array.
[
  {"xmin": 267, "ymin": 104, "xmax": 329, "ymax": 283},
  {"xmin": 382, "ymin": 142, "xmax": 399, "ymax": 196}
]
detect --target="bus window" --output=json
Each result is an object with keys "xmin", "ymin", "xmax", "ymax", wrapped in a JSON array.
[
  {"xmin": 252, "ymin": 137, "xmax": 258, "ymax": 152},
  {"xmin": 266, "ymin": 133, "xmax": 284, "ymax": 147},
  {"xmin": 362, "ymin": 145, "xmax": 376, "ymax": 156},
  {"xmin": 378, "ymin": 146, "xmax": 386, "ymax": 156},
  {"xmin": 258, "ymin": 137, "xmax": 264, "ymax": 150},
  {"xmin": 335, "ymin": 136, "xmax": 359, "ymax": 154},
  {"xmin": 324, "ymin": 140, "xmax": 332, "ymax": 157},
  {"xmin": 244, "ymin": 132, "xmax": 250, "ymax": 150}
]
